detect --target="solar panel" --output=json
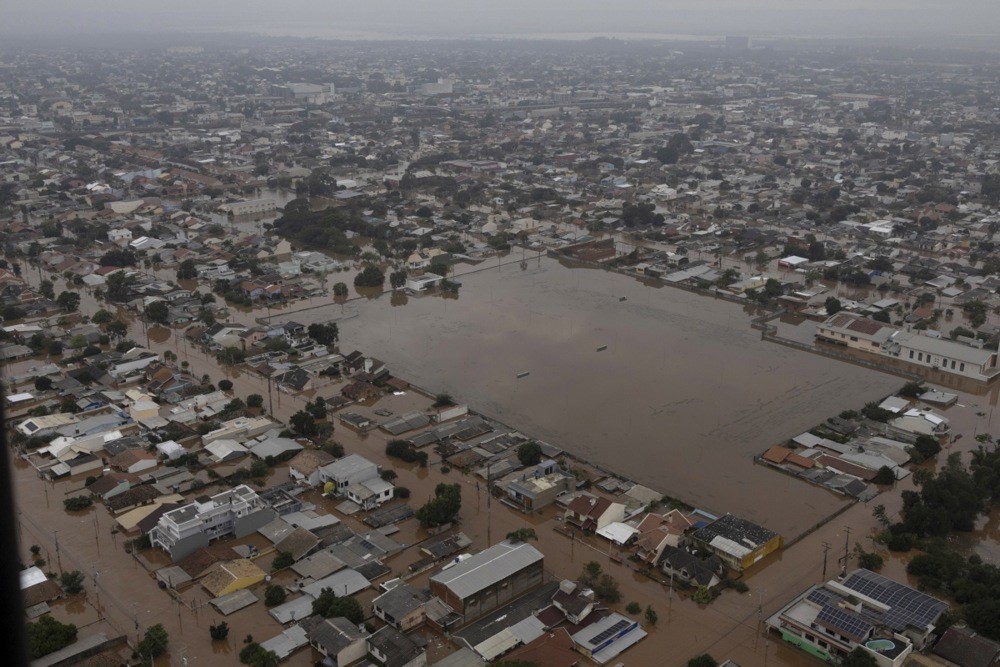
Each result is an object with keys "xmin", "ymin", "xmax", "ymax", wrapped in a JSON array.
[
  {"xmin": 815, "ymin": 605, "xmax": 873, "ymax": 642},
  {"xmin": 589, "ymin": 620, "xmax": 632, "ymax": 646},
  {"xmin": 806, "ymin": 588, "xmax": 838, "ymax": 607},
  {"xmin": 842, "ymin": 570, "xmax": 947, "ymax": 630}
]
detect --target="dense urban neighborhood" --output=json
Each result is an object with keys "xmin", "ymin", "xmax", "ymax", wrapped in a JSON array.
[{"xmin": 3, "ymin": 30, "xmax": 1000, "ymax": 667}]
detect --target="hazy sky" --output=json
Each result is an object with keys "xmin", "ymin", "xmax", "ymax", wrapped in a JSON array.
[{"xmin": 5, "ymin": 0, "xmax": 1000, "ymax": 39}]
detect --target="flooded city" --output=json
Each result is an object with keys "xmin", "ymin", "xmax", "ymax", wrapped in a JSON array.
[
  {"xmin": 5, "ymin": 18, "xmax": 1000, "ymax": 667},
  {"xmin": 287, "ymin": 257, "xmax": 903, "ymax": 538}
]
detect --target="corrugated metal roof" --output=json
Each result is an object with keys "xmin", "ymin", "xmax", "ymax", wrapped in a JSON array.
[{"xmin": 431, "ymin": 541, "xmax": 543, "ymax": 599}]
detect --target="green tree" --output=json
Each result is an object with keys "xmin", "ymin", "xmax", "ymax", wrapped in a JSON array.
[
  {"xmin": 433, "ymin": 393, "xmax": 454, "ymax": 408},
  {"xmin": 209, "ymin": 621, "xmax": 229, "ymax": 640},
  {"xmin": 247, "ymin": 394, "xmax": 264, "ymax": 410},
  {"xmin": 290, "ymin": 410, "xmax": 318, "ymax": 437},
  {"xmin": 136, "ymin": 624, "xmax": 169, "ymax": 661},
  {"xmin": 92, "ymin": 309, "xmax": 114, "ymax": 324},
  {"xmin": 855, "ymin": 546, "xmax": 884, "ymax": 571},
  {"xmin": 63, "ymin": 496, "xmax": 93, "ymax": 511},
  {"xmin": 56, "ymin": 291, "xmax": 80, "ymax": 312},
  {"xmin": 687, "ymin": 656, "xmax": 717, "ymax": 667},
  {"xmin": 239, "ymin": 642, "xmax": 279, "ymax": 667},
  {"xmin": 100, "ymin": 248, "xmax": 136, "ymax": 267},
  {"xmin": 908, "ymin": 435, "xmax": 942, "ymax": 464},
  {"xmin": 271, "ymin": 551, "xmax": 294, "ymax": 572},
  {"xmin": 516, "ymin": 441, "xmax": 543, "ymax": 466},
  {"xmin": 333, "ymin": 282, "xmax": 348, "ymax": 297},
  {"xmin": 39, "ymin": 279, "xmax": 54, "ymax": 299},
  {"xmin": 106, "ymin": 320, "xmax": 128, "ymax": 339},
  {"xmin": 176, "ymin": 258, "xmax": 198, "ymax": 280},
  {"xmin": 264, "ymin": 584, "xmax": 287, "ymax": 607},
  {"xmin": 873, "ymin": 466, "xmax": 896, "ymax": 485},
  {"xmin": 645, "ymin": 605, "xmax": 658, "ymax": 625},
  {"xmin": 105, "ymin": 272, "xmax": 137, "ymax": 302},
  {"xmin": 693, "ymin": 585, "xmax": 713, "ymax": 604},
  {"xmin": 217, "ymin": 347, "xmax": 246, "ymax": 365},
  {"xmin": 308, "ymin": 322, "xmax": 339, "ymax": 345},
  {"xmin": 311, "ymin": 588, "xmax": 364, "ymax": 624},
  {"xmin": 354, "ymin": 266, "xmax": 385, "ymax": 288},
  {"xmin": 218, "ymin": 379, "xmax": 233, "ymax": 391},
  {"xmin": 144, "ymin": 300, "xmax": 169, "ymax": 324},
  {"xmin": 581, "ymin": 561, "xmax": 602, "ymax": 586},
  {"xmin": 390, "ymin": 270, "xmax": 408, "ymax": 289},
  {"xmin": 60, "ymin": 570, "xmax": 85, "ymax": 595},
  {"xmin": 415, "ymin": 483, "xmax": 462, "ymax": 528},
  {"xmin": 825, "ymin": 296, "xmax": 842, "ymax": 315},
  {"xmin": 593, "ymin": 574, "xmax": 621, "ymax": 603},
  {"xmin": 26, "ymin": 615, "xmax": 77, "ymax": 659},
  {"xmin": 506, "ymin": 528, "xmax": 537, "ymax": 543}
]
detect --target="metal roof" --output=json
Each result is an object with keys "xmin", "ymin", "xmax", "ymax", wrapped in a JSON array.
[{"xmin": 430, "ymin": 540, "xmax": 543, "ymax": 599}]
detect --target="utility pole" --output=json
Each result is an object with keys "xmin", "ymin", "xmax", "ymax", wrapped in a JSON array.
[
  {"xmin": 53, "ymin": 530, "xmax": 62, "ymax": 573},
  {"xmin": 821, "ymin": 541, "xmax": 831, "ymax": 580},
  {"xmin": 841, "ymin": 526, "xmax": 852, "ymax": 576},
  {"xmin": 486, "ymin": 460, "xmax": 493, "ymax": 547}
]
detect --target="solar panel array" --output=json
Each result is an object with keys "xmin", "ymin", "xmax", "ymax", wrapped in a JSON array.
[
  {"xmin": 806, "ymin": 588, "xmax": 837, "ymax": 607},
  {"xmin": 816, "ymin": 605, "xmax": 873, "ymax": 641},
  {"xmin": 589, "ymin": 619, "xmax": 632, "ymax": 646},
  {"xmin": 843, "ymin": 570, "xmax": 947, "ymax": 630}
]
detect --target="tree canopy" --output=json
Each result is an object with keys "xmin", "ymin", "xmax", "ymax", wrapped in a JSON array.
[{"xmin": 416, "ymin": 483, "xmax": 461, "ymax": 528}]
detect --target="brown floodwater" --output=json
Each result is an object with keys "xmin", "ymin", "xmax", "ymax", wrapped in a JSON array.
[{"xmin": 296, "ymin": 257, "xmax": 901, "ymax": 539}]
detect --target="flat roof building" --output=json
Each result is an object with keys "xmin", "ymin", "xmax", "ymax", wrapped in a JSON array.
[{"xmin": 768, "ymin": 569, "xmax": 948, "ymax": 666}]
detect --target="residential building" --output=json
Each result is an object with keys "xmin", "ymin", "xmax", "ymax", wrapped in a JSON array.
[
  {"xmin": 502, "ymin": 460, "xmax": 575, "ymax": 511},
  {"xmin": 933, "ymin": 626, "xmax": 1000, "ymax": 667},
  {"xmin": 200, "ymin": 558, "xmax": 266, "ymax": 597},
  {"xmin": 304, "ymin": 616, "xmax": 367, "ymax": 666},
  {"xmin": 288, "ymin": 448, "xmax": 337, "ymax": 487},
  {"xmin": 551, "ymin": 580, "xmax": 596, "ymax": 624},
  {"xmin": 660, "ymin": 546, "xmax": 725, "ymax": 589},
  {"xmin": 149, "ymin": 485, "xmax": 277, "ymax": 561},
  {"xmin": 373, "ymin": 583, "xmax": 431, "ymax": 631},
  {"xmin": 633, "ymin": 509, "xmax": 694, "ymax": 565},
  {"xmin": 346, "ymin": 477, "xmax": 395, "ymax": 511},
  {"xmin": 768, "ymin": 569, "xmax": 948, "ymax": 666},
  {"xmin": 690, "ymin": 514, "xmax": 782, "ymax": 571},
  {"xmin": 429, "ymin": 540, "xmax": 544, "ymax": 623},
  {"xmin": 815, "ymin": 312, "xmax": 899, "ymax": 352},
  {"xmin": 503, "ymin": 628, "xmax": 580, "ymax": 667},
  {"xmin": 366, "ymin": 625, "xmax": 427, "ymax": 667},
  {"xmin": 564, "ymin": 495, "xmax": 625, "ymax": 533},
  {"xmin": 319, "ymin": 454, "xmax": 380, "ymax": 494}
]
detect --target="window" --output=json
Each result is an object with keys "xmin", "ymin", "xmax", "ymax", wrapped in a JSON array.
[
  {"xmin": 909, "ymin": 350, "xmax": 914, "ymax": 359},
  {"xmin": 918, "ymin": 353, "xmax": 924, "ymax": 361},
  {"xmin": 850, "ymin": 336, "xmax": 858, "ymax": 342},
  {"xmin": 951, "ymin": 360, "xmax": 956, "ymax": 369},
  {"xmin": 961, "ymin": 363, "xmax": 966, "ymax": 372}
]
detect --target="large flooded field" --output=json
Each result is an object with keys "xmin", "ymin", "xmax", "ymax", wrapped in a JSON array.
[{"xmin": 300, "ymin": 258, "xmax": 901, "ymax": 538}]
